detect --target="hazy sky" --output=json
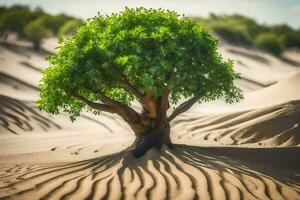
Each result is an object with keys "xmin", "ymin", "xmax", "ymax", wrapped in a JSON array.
[{"xmin": 1, "ymin": 0, "xmax": 299, "ymax": 28}]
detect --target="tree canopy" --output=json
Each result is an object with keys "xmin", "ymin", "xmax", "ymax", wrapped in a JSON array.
[{"xmin": 38, "ymin": 8, "xmax": 243, "ymax": 127}]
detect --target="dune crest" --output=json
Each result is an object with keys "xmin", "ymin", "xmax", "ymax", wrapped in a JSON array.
[{"xmin": 239, "ymin": 71, "xmax": 300, "ymax": 109}]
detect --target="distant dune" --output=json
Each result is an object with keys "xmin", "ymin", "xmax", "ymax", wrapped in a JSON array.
[{"xmin": 0, "ymin": 36, "xmax": 299, "ymax": 199}]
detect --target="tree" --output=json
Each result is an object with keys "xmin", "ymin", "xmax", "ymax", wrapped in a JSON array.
[
  {"xmin": 0, "ymin": 5, "xmax": 36, "ymax": 37},
  {"xmin": 268, "ymin": 25, "xmax": 300, "ymax": 49},
  {"xmin": 38, "ymin": 8, "xmax": 243, "ymax": 157},
  {"xmin": 59, "ymin": 19, "xmax": 82, "ymax": 36},
  {"xmin": 39, "ymin": 14, "xmax": 73, "ymax": 35},
  {"xmin": 0, "ymin": 5, "xmax": 79, "ymax": 43},
  {"xmin": 24, "ymin": 17, "xmax": 53, "ymax": 49},
  {"xmin": 254, "ymin": 32, "xmax": 283, "ymax": 56},
  {"xmin": 200, "ymin": 14, "xmax": 264, "ymax": 46}
]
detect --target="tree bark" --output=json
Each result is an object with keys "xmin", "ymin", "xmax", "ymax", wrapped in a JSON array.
[
  {"xmin": 74, "ymin": 88, "xmax": 203, "ymax": 158},
  {"xmin": 73, "ymin": 84, "xmax": 205, "ymax": 159},
  {"xmin": 130, "ymin": 123, "xmax": 172, "ymax": 158},
  {"xmin": 126, "ymin": 89, "xmax": 173, "ymax": 158}
]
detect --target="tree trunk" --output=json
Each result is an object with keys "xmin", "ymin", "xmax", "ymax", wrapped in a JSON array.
[{"xmin": 130, "ymin": 123, "xmax": 172, "ymax": 158}]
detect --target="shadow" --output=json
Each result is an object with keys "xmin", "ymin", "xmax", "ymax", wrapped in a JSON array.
[
  {"xmin": 241, "ymin": 76, "xmax": 271, "ymax": 87},
  {"xmin": 228, "ymin": 47, "xmax": 300, "ymax": 68},
  {"xmin": 280, "ymin": 56, "xmax": 300, "ymax": 67},
  {"xmin": 0, "ymin": 72, "xmax": 38, "ymax": 91},
  {"xmin": 175, "ymin": 144, "xmax": 300, "ymax": 183},
  {"xmin": 172, "ymin": 100, "xmax": 300, "ymax": 147},
  {"xmin": 0, "ymin": 144, "xmax": 299, "ymax": 199},
  {"xmin": 19, "ymin": 61, "xmax": 42, "ymax": 72},
  {"xmin": 0, "ymin": 41, "xmax": 53, "ymax": 57},
  {"xmin": 0, "ymin": 95, "xmax": 60, "ymax": 134},
  {"xmin": 228, "ymin": 49, "xmax": 270, "ymax": 64},
  {"xmin": 236, "ymin": 60, "xmax": 249, "ymax": 68}
]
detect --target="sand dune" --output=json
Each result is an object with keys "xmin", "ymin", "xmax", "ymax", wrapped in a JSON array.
[
  {"xmin": 220, "ymin": 44, "xmax": 299, "ymax": 89},
  {"xmin": 0, "ymin": 145, "xmax": 299, "ymax": 200},
  {"xmin": 0, "ymin": 95, "xmax": 60, "ymax": 135},
  {"xmin": 1, "ymin": 37, "xmax": 300, "ymax": 200},
  {"xmin": 239, "ymin": 71, "xmax": 300, "ymax": 109},
  {"xmin": 172, "ymin": 71, "xmax": 300, "ymax": 148},
  {"xmin": 172, "ymin": 100, "xmax": 300, "ymax": 147}
]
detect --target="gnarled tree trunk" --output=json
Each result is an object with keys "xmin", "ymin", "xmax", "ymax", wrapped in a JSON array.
[
  {"xmin": 127, "ymin": 89, "xmax": 172, "ymax": 157},
  {"xmin": 130, "ymin": 123, "xmax": 172, "ymax": 157},
  {"xmin": 74, "ymin": 86, "xmax": 201, "ymax": 158}
]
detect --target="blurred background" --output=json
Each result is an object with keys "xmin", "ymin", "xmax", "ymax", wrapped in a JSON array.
[{"xmin": 1, "ymin": 0, "xmax": 300, "ymax": 54}]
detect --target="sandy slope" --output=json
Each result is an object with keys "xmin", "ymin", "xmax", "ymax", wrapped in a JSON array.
[
  {"xmin": 0, "ymin": 95, "xmax": 60, "ymax": 135},
  {"xmin": 172, "ymin": 100, "xmax": 300, "ymax": 147},
  {"xmin": 172, "ymin": 71, "xmax": 300, "ymax": 147},
  {"xmin": 0, "ymin": 37, "xmax": 300, "ymax": 200},
  {"xmin": 238, "ymin": 72, "xmax": 300, "ymax": 109}
]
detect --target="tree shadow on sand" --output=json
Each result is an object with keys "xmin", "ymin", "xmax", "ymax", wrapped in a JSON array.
[
  {"xmin": 0, "ymin": 144, "xmax": 299, "ymax": 200},
  {"xmin": 0, "ymin": 95, "xmax": 61, "ymax": 135}
]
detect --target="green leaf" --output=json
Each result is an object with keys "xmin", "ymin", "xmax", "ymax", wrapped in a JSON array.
[{"xmin": 38, "ymin": 7, "xmax": 243, "ymax": 121}]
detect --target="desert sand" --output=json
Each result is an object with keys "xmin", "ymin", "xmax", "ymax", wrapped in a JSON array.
[{"xmin": 0, "ymin": 35, "xmax": 299, "ymax": 200}]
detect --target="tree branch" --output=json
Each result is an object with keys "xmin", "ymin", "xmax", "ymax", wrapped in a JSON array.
[
  {"xmin": 118, "ymin": 74, "xmax": 144, "ymax": 100},
  {"xmin": 75, "ymin": 93, "xmax": 148, "ymax": 134},
  {"xmin": 109, "ymin": 63, "xmax": 144, "ymax": 101},
  {"xmin": 169, "ymin": 71, "xmax": 177, "ymax": 80},
  {"xmin": 73, "ymin": 94, "xmax": 117, "ymax": 114},
  {"xmin": 167, "ymin": 92, "xmax": 203, "ymax": 123},
  {"xmin": 84, "ymin": 87, "xmax": 141, "ymax": 124},
  {"xmin": 157, "ymin": 89, "xmax": 170, "ymax": 127}
]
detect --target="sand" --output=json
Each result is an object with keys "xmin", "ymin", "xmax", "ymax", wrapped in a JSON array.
[{"xmin": 0, "ymin": 36, "xmax": 299, "ymax": 200}]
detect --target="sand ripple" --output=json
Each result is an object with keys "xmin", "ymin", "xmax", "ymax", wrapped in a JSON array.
[
  {"xmin": 173, "ymin": 101, "xmax": 300, "ymax": 147},
  {"xmin": 0, "ymin": 145, "xmax": 299, "ymax": 200},
  {"xmin": 0, "ymin": 95, "xmax": 60, "ymax": 134}
]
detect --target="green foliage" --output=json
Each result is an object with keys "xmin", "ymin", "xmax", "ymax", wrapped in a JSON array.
[
  {"xmin": 38, "ymin": 8, "xmax": 243, "ymax": 121},
  {"xmin": 59, "ymin": 19, "xmax": 83, "ymax": 36},
  {"xmin": 0, "ymin": 5, "xmax": 41, "ymax": 36},
  {"xmin": 254, "ymin": 32, "xmax": 283, "ymax": 56},
  {"xmin": 193, "ymin": 14, "xmax": 300, "ymax": 55},
  {"xmin": 38, "ymin": 14, "xmax": 73, "ymax": 35},
  {"xmin": 268, "ymin": 25, "xmax": 300, "ymax": 48},
  {"xmin": 204, "ymin": 14, "xmax": 261, "ymax": 45},
  {"xmin": 24, "ymin": 17, "xmax": 53, "ymax": 49},
  {"xmin": 0, "ymin": 6, "xmax": 7, "ymax": 13},
  {"xmin": 0, "ymin": 5, "xmax": 80, "ymax": 47}
]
